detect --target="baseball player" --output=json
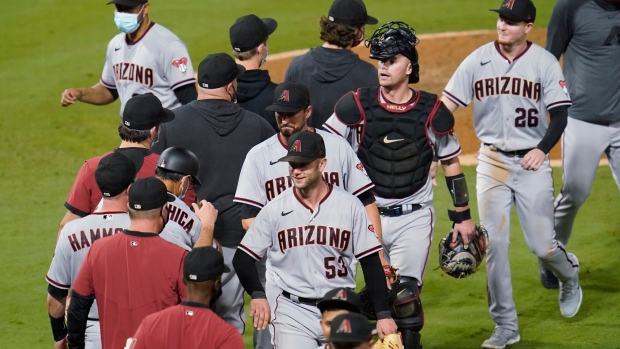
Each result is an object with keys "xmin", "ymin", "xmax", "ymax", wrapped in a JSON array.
[
  {"xmin": 539, "ymin": 0, "xmax": 620, "ymax": 288},
  {"xmin": 317, "ymin": 288, "xmax": 364, "ymax": 349},
  {"xmin": 61, "ymin": 0, "xmax": 196, "ymax": 116},
  {"xmin": 328, "ymin": 313, "xmax": 374, "ymax": 349},
  {"xmin": 155, "ymin": 146, "xmax": 204, "ymax": 250},
  {"xmin": 441, "ymin": 1, "xmax": 582, "ymax": 347},
  {"xmin": 233, "ymin": 131, "xmax": 397, "ymax": 348},
  {"xmin": 47, "ymin": 152, "xmax": 138, "ymax": 349},
  {"xmin": 324, "ymin": 21, "xmax": 475, "ymax": 349},
  {"xmin": 125, "ymin": 247, "xmax": 244, "ymax": 349}
]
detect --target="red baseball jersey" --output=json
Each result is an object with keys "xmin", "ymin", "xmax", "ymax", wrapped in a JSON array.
[
  {"xmin": 72, "ymin": 230, "xmax": 188, "ymax": 349},
  {"xmin": 126, "ymin": 302, "xmax": 244, "ymax": 349}
]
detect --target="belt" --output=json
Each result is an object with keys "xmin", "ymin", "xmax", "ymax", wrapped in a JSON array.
[
  {"xmin": 281, "ymin": 291, "xmax": 320, "ymax": 306},
  {"xmin": 87, "ymin": 318, "xmax": 99, "ymax": 321},
  {"xmin": 378, "ymin": 204, "xmax": 422, "ymax": 217},
  {"xmin": 484, "ymin": 143, "xmax": 533, "ymax": 157}
]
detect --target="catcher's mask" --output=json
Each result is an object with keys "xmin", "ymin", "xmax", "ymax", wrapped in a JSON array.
[{"xmin": 366, "ymin": 21, "xmax": 420, "ymax": 83}]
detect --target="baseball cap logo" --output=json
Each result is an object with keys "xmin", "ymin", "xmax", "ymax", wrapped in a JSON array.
[
  {"xmin": 291, "ymin": 140, "xmax": 301, "ymax": 153},
  {"xmin": 124, "ymin": 120, "xmax": 131, "ymax": 126},
  {"xmin": 336, "ymin": 319, "xmax": 352, "ymax": 334},
  {"xmin": 159, "ymin": 159, "xmax": 166, "ymax": 168},
  {"xmin": 278, "ymin": 90, "xmax": 290, "ymax": 102},
  {"xmin": 503, "ymin": 0, "xmax": 515, "ymax": 9},
  {"xmin": 333, "ymin": 289, "xmax": 348, "ymax": 300}
]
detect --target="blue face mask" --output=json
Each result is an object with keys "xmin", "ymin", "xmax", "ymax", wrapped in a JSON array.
[{"xmin": 114, "ymin": 5, "xmax": 145, "ymax": 34}]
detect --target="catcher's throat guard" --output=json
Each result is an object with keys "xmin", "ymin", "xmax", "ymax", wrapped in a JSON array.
[{"xmin": 439, "ymin": 224, "xmax": 489, "ymax": 278}]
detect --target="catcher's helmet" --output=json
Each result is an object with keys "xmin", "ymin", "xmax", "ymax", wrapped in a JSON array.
[
  {"xmin": 157, "ymin": 147, "xmax": 202, "ymax": 185},
  {"xmin": 366, "ymin": 21, "xmax": 420, "ymax": 83}
]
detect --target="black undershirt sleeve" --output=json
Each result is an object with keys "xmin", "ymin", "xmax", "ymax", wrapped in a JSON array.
[
  {"xmin": 357, "ymin": 190, "xmax": 376, "ymax": 207},
  {"xmin": 67, "ymin": 291, "xmax": 95, "ymax": 349},
  {"xmin": 106, "ymin": 87, "xmax": 119, "ymax": 101},
  {"xmin": 173, "ymin": 84, "xmax": 198, "ymax": 104},
  {"xmin": 48, "ymin": 284, "xmax": 69, "ymax": 299},
  {"xmin": 536, "ymin": 105, "xmax": 568, "ymax": 154},
  {"xmin": 359, "ymin": 252, "xmax": 391, "ymax": 319},
  {"xmin": 232, "ymin": 250, "xmax": 265, "ymax": 297},
  {"xmin": 240, "ymin": 203, "xmax": 261, "ymax": 220}
]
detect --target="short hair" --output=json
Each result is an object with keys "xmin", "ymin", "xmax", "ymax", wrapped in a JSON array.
[
  {"xmin": 155, "ymin": 167, "xmax": 186, "ymax": 183},
  {"xmin": 231, "ymin": 38, "xmax": 268, "ymax": 61},
  {"xmin": 319, "ymin": 16, "xmax": 360, "ymax": 48},
  {"xmin": 118, "ymin": 123, "xmax": 157, "ymax": 143},
  {"xmin": 128, "ymin": 207, "xmax": 162, "ymax": 220}
]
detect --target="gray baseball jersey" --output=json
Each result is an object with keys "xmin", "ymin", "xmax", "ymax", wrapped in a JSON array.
[
  {"xmin": 234, "ymin": 129, "xmax": 374, "ymax": 209},
  {"xmin": 46, "ymin": 212, "xmax": 130, "ymax": 319},
  {"xmin": 160, "ymin": 194, "xmax": 202, "ymax": 251},
  {"xmin": 238, "ymin": 185, "xmax": 382, "ymax": 298},
  {"xmin": 443, "ymin": 42, "xmax": 571, "ymax": 151},
  {"xmin": 100, "ymin": 23, "xmax": 196, "ymax": 116}
]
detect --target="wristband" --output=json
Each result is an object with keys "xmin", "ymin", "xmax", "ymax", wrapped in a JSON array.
[{"xmin": 448, "ymin": 208, "xmax": 471, "ymax": 224}]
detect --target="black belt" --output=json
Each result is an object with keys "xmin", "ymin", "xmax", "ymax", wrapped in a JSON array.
[
  {"xmin": 87, "ymin": 318, "xmax": 99, "ymax": 321},
  {"xmin": 378, "ymin": 204, "xmax": 422, "ymax": 217},
  {"xmin": 484, "ymin": 143, "xmax": 533, "ymax": 157},
  {"xmin": 282, "ymin": 291, "xmax": 320, "ymax": 306}
]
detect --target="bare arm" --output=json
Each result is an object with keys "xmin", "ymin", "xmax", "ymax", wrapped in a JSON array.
[
  {"xmin": 241, "ymin": 217, "xmax": 255, "ymax": 231},
  {"xmin": 440, "ymin": 95, "xmax": 459, "ymax": 113},
  {"xmin": 192, "ymin": 200, "xmax": 218, "ymax": 248},
  {"xmin": 48, "ymin": 293, "xmax": 68, "ymax": 349},
  {"xmin": 58, "ymin": 211, "xmax": 81, "ymax": 242},
  {"xmin": 61, "ymin": 83, "xmax": 114, "ymax": 107}
]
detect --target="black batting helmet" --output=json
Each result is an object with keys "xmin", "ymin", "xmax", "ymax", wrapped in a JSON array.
[
  {"xmin": 366, "ymin": 21, "xmax": 420, "ymax": 83},
  {"xmin": 156, "ymin": 147, "xmax": 202, "ymax": 186}
]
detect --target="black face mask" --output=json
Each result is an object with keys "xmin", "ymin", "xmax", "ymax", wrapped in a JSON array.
[
  {"xmin": 158, "ymin": 205, "xmax": 169, "ymax": 234},
  {"xmin": 228, "ymin": 86, "xmax": 238, "ymax": 104},
  {"xmin": 210, "ymin": 281, "xmax": 223, "ymax": 308}
]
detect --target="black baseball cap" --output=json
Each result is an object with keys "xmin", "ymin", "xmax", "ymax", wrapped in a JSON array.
[
  {"xmin": 329, "ymin": 313, "xmax": 373, "ymax": 344},
  {"xmin": 95, "ymin": 152, "xmax": 139, "ymax": 198},
  {"xmin": 197, "ymin": 53, "xmax": 246, "ymax": 89},
  {"xmin": 328, "ymin": 0, "xmax": 378, "ymax": 26},
  {"xmin": 317, "ymin": 288, "xmax": 361, "ymax": 313},
  {"xmin": 278, "ymin": 131, "xmax": 326, "ymax": 163},
  {"xmin": 265, "ymin": 81, "xmax": 310, "ymax": 113},
  {"xmin": 106, "ymin": 0, "xmax": 147, "ymax": 7},
  {"xmin": 184, "ymin": 246, "xmax": 231, "ymax": 282},
  {"xmin": 490, "ymin": 0, "xmax": 536, "ymax": 23},
  {"xmin": 128, "ymin": 177, "xmax": 175, "ymax": 211},
  {"xmin": 230, "ymin": 15, "xmax": 278, "ymax": 52},
  {"xmin": 122, "ymin": 94, "xmax": 175, "ymax": 130}
]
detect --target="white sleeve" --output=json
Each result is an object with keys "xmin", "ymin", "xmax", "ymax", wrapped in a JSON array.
[
  {"xmin": 323, "ymin": 113, "xmax": 352, "ymax": 139},
  {"xmin": 234, "ymin": 154, "xmax": 267, "ymax": 208},
  {"xmin": 100, "ymin": 42, "xmax": 116, "ymax": 89},
  {"xmin": 340, "ymin": 142, "xmax": 374, "ymax": 196},
  {"xmin": 351, "ymin": 200, "xmax": 382, "ymax": 259},
  {"xmin": 541, "ymin": 55, "xmax": 572, "ymax": 110},
  {"xmin": 163, "ymin": 40, "xmax": 196, "ymax": 90},
  {"xmin": 443, "ymin": 53, "xmax": 476, "ymax": 107},
  {"xmin": 237, "ymin": 206, "xmax": 273, "ymax": 260},
  {"xmin": 45, "ymin": 227, "xmax": 72, "ymax": 290},
  {"xmin": 428, "ymin": 125, "xmax": 462, "ymax": 160}
]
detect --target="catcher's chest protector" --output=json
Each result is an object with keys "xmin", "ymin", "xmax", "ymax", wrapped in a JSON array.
[{"xmin": 357, "ymin": 87, "xmax": 435, "ymax": 199}]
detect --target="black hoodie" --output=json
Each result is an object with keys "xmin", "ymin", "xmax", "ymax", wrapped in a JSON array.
[
  {"xmin": 237, "ymin": 69, "xmax": 279, "ymax": 131},
  {"xmin": 152, "ymin": 99, "xmax": 275, "ymax": 246},
  {"xmin": 285, "ymin": 46, "xmax": 378, "ymax": 129}
]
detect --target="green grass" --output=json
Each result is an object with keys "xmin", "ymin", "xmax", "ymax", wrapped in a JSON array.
[{"xmin": 2, "ymin": 0, "xmax": 618, "ymax": 348}]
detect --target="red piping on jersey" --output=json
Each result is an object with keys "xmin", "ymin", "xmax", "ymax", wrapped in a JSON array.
[
  {"xmin": 436, "ymin": 147, "xmax": 462, "ymax": 160},
  {"xmin": 378, "ymin": 87, "xmax": 420, "ymax": 113},
  {"xmin": 355, "ymin": 244, "xmax": 383, "ymax": 259},
  {"xmin": 46, "ymin": 275, "xmax": 70, "ymax": 289},
  {"xmin": 334, "ymin": 91, "xmax": 363, "ymax": 127},
  {"xmin": 424, "ymin": 96, "xmax": 443, "ymax": 153},
  {"xmin": 91, "ymin": 211, "xmax": 127, "ymax": 215},
  {"xmin": 100, "ymin": 78, "xmax": 116, "ymax": 89},
  {"xmin": 277, "ymin": 133, "xmax": 288, "ymax": 150},
  {"xmin": 126, "ymin": 21, "xmax": 156, "ymax": 46},
  {"xmin": 293, "ymin": 183, "xmax": 333, "ymax": 213},
  {"xmin": 233, "ymin": 197, "xmax": 264, "ymax": 208},
  {"xmin": 171, "ymin": 78, "xmax": 196, "ymax": 89},
  {"xmin": 418, "ymin": 207, "xmax": 434, "ymax": 288},
  {"xmin": 238, "ymin": 244, "xmax": 261, "ymax": 260},
  {"xmin": 351, "ymin": 182, "xmax": 374, "ymax": 196},
  {"xmin": 442, "ymin": 90, "xmax": 467, "ymax": 107},
  {"xmin": 271, "ymin": 294, "xmax": 281, "ymax": 348},
  {"xmin": 494, "ymin": 40, "xmax": 532, "ymax": 63},
  {"xmin": 547, "ymin": 100, "xmax": 572, "ymax": 109},
  {"xmin": 323, "ymin": 122, "xmax": 342, "ymax": 136}
]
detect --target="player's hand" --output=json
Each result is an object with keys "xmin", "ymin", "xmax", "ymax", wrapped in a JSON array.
[
  {"xmin": 192, "ymin": 200, "xmax": 218, "ymax": 228},
  {"xmin": 249, "ymin": 298, "xmax": 271, "ymax": 330},
  {"xmin": 375, "ymin": 318, "xmax": 398, "ymax": 339},
  {"xmin": 61, "ymin": 89, "xmax": 82, "ymax": 106},
  {"xmin": 452, "ymin": 219, "xmax": 476, "ymax": 247},
  {"xmin": 519, "ymin": 148, "xmax": 545, "ymax": 171},
  {"xmin": 429, "ymin": 160, "xmax": 439, "ymax": 186},
  {"xmin": 54, "ymin": 336, "xmax": 68, "ymax": 349}
]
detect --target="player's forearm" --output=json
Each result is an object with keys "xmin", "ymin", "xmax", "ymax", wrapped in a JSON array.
[
  {"xmin": 193, "ymin": 222, "xmax": 214, "ymax": 248},
  {"xmin": 363, "ymin": 203, "xmax": 388, "ymax": 264},
  {"xmin": 47, "ymin": 293, "xmax": 66, "ymax": 318},
  {"xmin": 359, "ymin": 253, "xmax": 391, "ymax": 319},
  {"xmin": 537, "ymin": 106, "xmax": 568, "ymax": 154},
  {"xmin": 66, "ymin": 291, "xmax": 94, "ymax": 349},
  {"xmin": 232, "ymin": 250, "xmax": 265, "ymax": 297},
  {"xmin": 241, "ymin": 217, "xmax": 255, "ymax": 231},
  {"xmin": 78, "ymin": 84, "xmax": 114, "ymax": 105}
]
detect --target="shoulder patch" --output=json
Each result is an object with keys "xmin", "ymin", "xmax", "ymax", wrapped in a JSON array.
[
  {"xmin": 335, "ymin": 91, "xmax": 364, "ymax": 126},
  {"xmin": 430, "ymin": 101, "xmax": 455, "ymax": 134}
]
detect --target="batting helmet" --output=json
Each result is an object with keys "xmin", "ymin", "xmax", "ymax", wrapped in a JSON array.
[
  {"xmin": 156, "ymin": 147, "xmax": 202, "ymax": 186},
  {"xmin": 366, "ymin": 21, "xmax": 420, "ymax": 83}
]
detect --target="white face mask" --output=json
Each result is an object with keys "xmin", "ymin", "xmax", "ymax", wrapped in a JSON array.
[
  {"xmin": 178, "ymin": 177, "xmax": 189, "ymax": 200},
  {"xmin": 114, "ymin": 4, "xmax": 145, "ymax": 34},
  {"xmin": 260, "ymin": 45, "xmax": 269, "ymax": 67}
]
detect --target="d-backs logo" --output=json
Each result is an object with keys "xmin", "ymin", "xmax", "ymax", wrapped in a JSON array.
[
  {"xmin": 278, "ymin": 90, "xmax": 290, "ymax": 102},
  {"xmin": 336, "ymin": 319, "xmax": 352, "ymax": 334},
  {"xmin": 356, "ymin": 162, "xmax": 369, "ymax": 177},
  {"xmin": 172, "ymin": 57, "xmax": 188, "ymax": 74},
  {"xmin": 559, "ymin": 80, "xmax": 569, "ymax": 96},
  {"xmin": 290, "ymin": 140, "xmax": 301, "ymax": 153},
  {"xmin": 332, "ymin": 289, "xmax": 348, "ymax": 301}
]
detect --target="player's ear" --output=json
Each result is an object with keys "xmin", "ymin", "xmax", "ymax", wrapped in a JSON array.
[
  {"xmin": 305, "ymin": 105, "xmax": 312, "ymax": 120},
  {"xmin": 318, "ymin": 158, "xmax": 327, "ymax": 172},
  {"xmin": 524, "ymin": 22, "xmax": 533, "ymax": 33}
]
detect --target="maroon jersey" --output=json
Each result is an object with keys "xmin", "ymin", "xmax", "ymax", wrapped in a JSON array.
[
  {"xmin": 127, "ymin": 302, "xmax": 244, "ymax": 349},
  {"xmin": 73, "ymin": 230, "xmax": 188, "ymax": 349}
]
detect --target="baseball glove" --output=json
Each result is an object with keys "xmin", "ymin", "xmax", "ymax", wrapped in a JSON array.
[
  {"xmin": 373, "ymin": 332, "xmax": 404, "ymax": 349},
  {"xmin": 359, "ymin": 265, "xmax": 399, "ymax": 320},
  {"xmin": 383, "ymin": 264, "xmax": 399, "ymax": 285},
  {"xmin": 438, "ymin": 224, "xmax": 489, "ymax": 279}
]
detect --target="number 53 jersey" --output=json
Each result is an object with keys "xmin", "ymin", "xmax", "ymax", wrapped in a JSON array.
[
  {"xmin": 443, "ymin": 41, "xmax": 571, "ymax": 151},
  {"xmin": 238, "ymin": 184, "xmax": 382, "ymax": 299}
]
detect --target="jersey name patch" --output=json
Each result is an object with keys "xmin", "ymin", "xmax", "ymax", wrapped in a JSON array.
[
  {"xmin": 277, "ymin": 225, "xmax": 351, "ymax": 253},
  {"xmin": 167, "ymin": 204, "xmax": 195, "ymax": 234},
  {"xmin": 113, "ymin": 62, "xmax": 154, "ymax": 88},
  {"xmin": 68, "ymin": 227, "xmax": 124, "ymax": 252},
  {"xmin": 474, "ymin": 76, "xmax": 540, "ymax": 102}
]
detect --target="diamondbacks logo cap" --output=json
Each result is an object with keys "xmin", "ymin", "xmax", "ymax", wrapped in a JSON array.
[
  {"xmin": 328, "ymin": 0, "xmax": 378, "ymax": 26},
  {"xmin": 95, "ymin": 152, "xmax": 139, "ymax": 198},
  {"xmin": 183, "ymin": 246, "xmax": 231, "ymax": 282},
  {"xmin": 230, "ymin": 14, "xmax": 278, "ymax": 52},
  {"xmin": 329, "ymin": 313, "xmax": 373, "ymax": 344},
  {"xmin": 128, "ymin": 177, "xmax": 175, "ymax": 211},
  {"xmin": 197, "ymin": 53, "xmax": 246, "ymax": 89},
  {"xmin": 317, "ymin": 288, "xmax": 362, "ymax": 313},
  {"xmin": 278, "ymin": 131, "xmax": 326, "ymax": 163},
  {"xmin": 490, "ymin": 0, "xmax": 536, "ymax": 23},
  {"xmin": 122, "ymin": 94, "xmax": 175, "ymax": 130},
  {"xmin": 265, "ymin": 81, "xmax": 310, "ymax": 113}
]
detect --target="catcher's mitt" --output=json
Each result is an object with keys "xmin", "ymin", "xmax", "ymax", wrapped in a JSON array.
[
  {"xmin": 383, "ymin": 264, "xmax": 399, "ymax": 285},
  {"xmin": 438, "ymin": 224, "xmax": 489, "ymax": 278},
  {"xmin": 373, "ymin": 332, "xmax": 404, "ymax": 349}
]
